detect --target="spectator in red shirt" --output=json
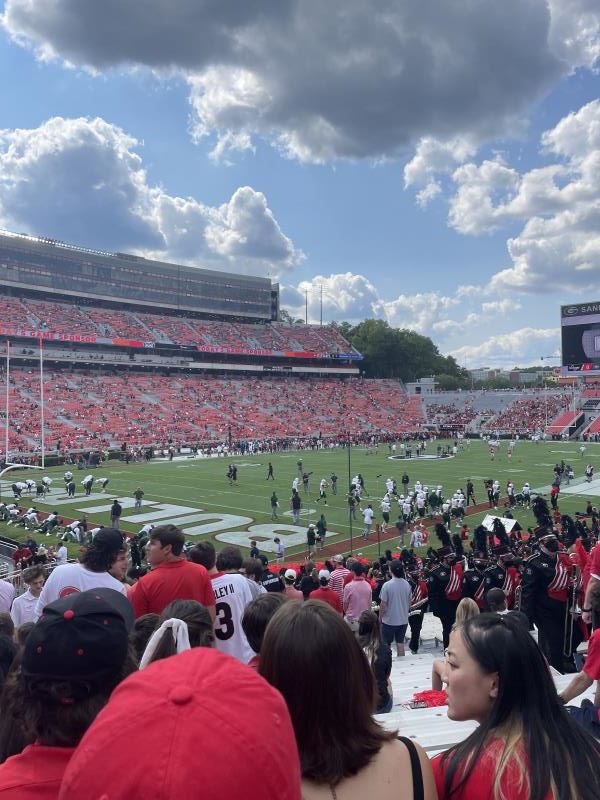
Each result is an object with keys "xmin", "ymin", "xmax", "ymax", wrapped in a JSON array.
[
  {"xmin": 582, "ymin": 539, "xmax": 600, "ymax": 626},
  {"xmin": 0, "ymin": 589, "xmax": 136, "ymax": 798},
  {"xmin": 129, "ymin": 525, "xmax": 215, "ymax": 621},
  {"xmin": 309, "ymin": 570, "xmax": 342, "ymax": 613},
  {"xmin": 431, "ymin": 613, "xmax": 600, "ymax": 800}
]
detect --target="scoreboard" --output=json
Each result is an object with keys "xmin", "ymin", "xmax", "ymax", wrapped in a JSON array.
[{"xmin": 561, "ymin": 302, "xmax": 600, "ymax": 376}]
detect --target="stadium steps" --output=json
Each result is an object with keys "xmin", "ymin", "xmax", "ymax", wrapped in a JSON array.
[
  {"xmin": 545, "ymin": 409, "xmax": 581, "ymax": 436},
  {"xmin": 579, "ymin": 415, "xmax": 600, "ymax": 438},
  {"xmin": 130, "ymin": 313, "xmax": 158, "ymax": 339}
]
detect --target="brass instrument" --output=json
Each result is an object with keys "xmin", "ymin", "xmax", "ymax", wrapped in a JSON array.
[
  {"xmin": 514, "ymin": 583, "xmax": 522, "ymax": 612},
  {"xmin": 563, "ymin": 564, "xmax": 581, "ymax": 659}
]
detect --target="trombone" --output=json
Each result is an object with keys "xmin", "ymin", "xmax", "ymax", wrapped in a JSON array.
[{"xmin": 563, "ymin": 564, "xmax": 581, "ymax": 659}]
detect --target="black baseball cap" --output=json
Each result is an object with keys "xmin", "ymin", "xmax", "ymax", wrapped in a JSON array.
[
  {"xmin": 93, "ymin": 528, "xmax": 125, "ymax": 553},
  {"xmin": 22, "ymin": 589, "xmax": 133, "ymax": 691}
]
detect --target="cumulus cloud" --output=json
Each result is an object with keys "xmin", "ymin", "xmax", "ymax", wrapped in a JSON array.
[
  {"xmin": 281, "ymin": 273, "xmax": 381, "ymax": 324},
  {"xmin": 449, "ymin": 327, "xmax": 560, "ymax": 368},
  {"xmin": 281, "ymin": 273, "xmax": 521, "ymax": 344},
  {"xmin": 0, "ymin": 116, "xmax": 302, "ymax": 276},
  {"xmin": 5, "ymin": 0, "xmax": 590, "ymax": 163},
  {"xmin": 438, "ymin": 100, "xmax": 600, "ymax": 293},
  {"xmin": 548, "ymin": 0, "xmax": 600, "ymax": 69},
  {"xmin": 404, "ymin": 135, "xmax": 478, "ymax": 207}
]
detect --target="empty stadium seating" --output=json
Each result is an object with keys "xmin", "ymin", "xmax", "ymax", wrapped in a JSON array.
[
  {"xmin": 545, "ymin": 409, "xmax": 581, "ymax": 436},
  {"xmin": 0, "ymin": 293, "xmax": 359, "ymax": 356},
  {"xmin": 0, "ymin": 369, "xmax": 425, "ymax": 452}
]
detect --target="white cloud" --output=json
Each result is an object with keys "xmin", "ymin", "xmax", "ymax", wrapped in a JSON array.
[
  {"xmin": 436, "ymin": 100, "xmax": 600, "ymax": 293},
  {"xmin": 449, "ymin": 327, "xmax": 560, "ymax": 368},
  {"xmin": 0, "ymin": 116, "xmax": 302, "ymax": 276},
  {"xmin": 281, "ymin": 273, "xmax": 381, "ymax": 324},
  {"xmin": 281, "ymin": 274, "xmax": 554, "ymax": 367},
  {"xmin": 481, "ymin": 299, "xmax": 521, "ymax": 314},
  {"xmin": 448, "ymin": 158, "xmax": 521, "ymax": 235},
  {"xmin": 379, "ymin": 292, "xmax": 461, "ymax": 333},
  {"xmin": 548, "ymin": 0, "xmax": 600, "ymax": 70},
  {"xmin": 404, "ymin": 135, "xmax": 478, "ymax": 207},
  {"xmin": 5, "ymin": 0, "xmax": 593, "ymax": 163}
]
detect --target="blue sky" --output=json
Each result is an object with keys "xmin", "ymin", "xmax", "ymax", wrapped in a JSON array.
[{"xmin": 0, "ymin": 1, "xmax": 599, "ymax": 368}]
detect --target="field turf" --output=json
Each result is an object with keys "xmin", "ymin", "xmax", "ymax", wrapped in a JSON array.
[{"xmin": 1, "ymin": 438, "xmax": 599, "ymax": 564}]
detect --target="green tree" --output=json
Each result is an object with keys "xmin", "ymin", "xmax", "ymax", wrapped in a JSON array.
[{"xmin": 348, "ymin": 319, "xmax": 467, "ymax": 382}]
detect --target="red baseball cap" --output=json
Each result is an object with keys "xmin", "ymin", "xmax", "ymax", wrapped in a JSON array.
[{"xmin": 59, "ymin": 647, "xmax": 301, "ymax": 800}]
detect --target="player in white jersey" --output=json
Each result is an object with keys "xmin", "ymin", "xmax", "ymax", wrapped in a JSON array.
[
  {"xmin": 211, "ymin": 546, "xmax": 255, "ymax": 664},
  {"xmin": 25, "ymin": 479, "xmax": 36, "ymax": 494},
  {"xmin": 385, "ymin": 478, "xmax": 394, "ymax": 496},
  {"xmin": 95, "ymin": 477, "xmax": 110, "ymax": 491},
  {"xmin": 42, "ymin": 476, "xmax": 53, "ymax": 494},
  {"xmin": 317, "ymin": 478, "xmax": 328, "ymax": 505},
  {"xmin": 380, "ymin": 496, "xmax": 391, "ymax": 531},
  {"xmin": 292, "ymin": 476, "xmax": 300, "ymax": 493},
  {"xmin": 64, "ymin": 520, "xmax": 84, "ymax": 542},
  {"xmin": 81, "ymin": 475, "xmax": 94, "ymax": 496},
  {"xmin": 63, "ymin": 471, "xmax": 73, "ymax": 484}
]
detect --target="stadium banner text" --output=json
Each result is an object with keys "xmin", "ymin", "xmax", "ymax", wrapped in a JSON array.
[{"xmin": 0, "ymin": 326, "xmax": 362, "ymax": 360}]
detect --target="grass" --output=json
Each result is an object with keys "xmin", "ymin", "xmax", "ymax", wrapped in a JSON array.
[{"xmin": 2, "ymin": 438, "xmax": 598, "ymax": 564}]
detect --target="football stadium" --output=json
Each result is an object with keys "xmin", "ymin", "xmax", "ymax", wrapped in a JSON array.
[
  {"xmin": 0, "ymin": 228, "xmax": 598, "ymax": 791},
  {"xmin": 0, "ymin": 3, "xmax": 599, "ymax": 796}
]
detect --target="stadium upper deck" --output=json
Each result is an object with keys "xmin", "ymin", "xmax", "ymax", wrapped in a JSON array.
[
  {"xmin": 0, "ymin": 229, "xmax": 277, "ymax": 320},
  {"xmin": 0, "ymin": 230, "xmax": 361, "ymax": 369}
]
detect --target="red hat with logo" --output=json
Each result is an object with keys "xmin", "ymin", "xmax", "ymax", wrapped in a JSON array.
[{"xmin": 59, "ymin": 646, "xmax": 301, "ymax": 800}]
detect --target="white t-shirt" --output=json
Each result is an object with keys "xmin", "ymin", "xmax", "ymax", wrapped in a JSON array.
[
  {"xmin": 35, "ymin": 563, "xmax": 127, "ymax": 620},
  {"xmin": 56, "ymin": 545, "xmax": 68, "ymax": 565},
  {"xmin": 11, "ymin": 589, "xmax": 38, "ymax": 626},
  {"xmin": 211, "ymin": 572, "xmax": 255, "ymax": 663},
  {"xmin": 0, "ymin": 580, "xmax": 15, "ymax": 614},
  {"xmin": 363, "ymin": 507, "xmax": 374, "ymax": 524}
]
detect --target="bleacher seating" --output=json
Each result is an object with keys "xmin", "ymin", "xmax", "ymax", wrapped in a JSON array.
[
  {"xmin": 492, "ymin": 394, "xmax": 571, "ymax": 435},
  {"xmin": 424, "ymin": 402, "xmax": 477, "ymax": 429},
  {"xmin": 0, "ymin": 293, "xmax": 359, "ymax": 356},
  {"xmin": 545, "ymin": 410, "xmax": 580, "ymax": 436},
  {"xmin": 374, "ymin": 644, "xmax": 596, "ymax": 755},
  {"xmin": 0, "ymin": 369, "xmax": 424, "ymax": 451}
]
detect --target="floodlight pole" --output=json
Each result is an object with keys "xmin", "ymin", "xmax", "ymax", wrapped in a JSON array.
[
  {"xmin": 39, "ymin": 338, "xmax": 45, "ymax": 469},
  {"xmin": 4, "ymin": 340, "xmax": 9, "ymax": 466},
  {"xmin": 347, "ymin": 430, "xmax": 353, "ymax": 555}
]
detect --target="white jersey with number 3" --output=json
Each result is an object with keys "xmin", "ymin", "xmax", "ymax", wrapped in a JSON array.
[{"xmin": 210, "ymin": 572, "xmax": 255, "ymax": 664}]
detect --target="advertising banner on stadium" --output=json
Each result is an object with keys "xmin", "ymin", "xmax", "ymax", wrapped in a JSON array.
[
  {"xmin": 561, "ymin": 302, "xmax": 600, "ymax": 376},
  {"xmin": 0, "ymin": 324, "xmax": 362, "ymax": 360}
]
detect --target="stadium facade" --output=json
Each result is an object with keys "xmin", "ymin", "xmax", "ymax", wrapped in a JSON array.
[{"xmin": 0, "ymin": 229, "xmax": 362, "ymax": 377}]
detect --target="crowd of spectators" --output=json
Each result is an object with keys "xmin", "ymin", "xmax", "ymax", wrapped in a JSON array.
[
  {"xmin": 1, "ymin": 369, "xmax": 425, "ymax": 452},
  {"xmin": 425, "ymin": 403, "xmax": 478, "ymax": 431},
  {"xmin": 0, "ymin": 526, "xmax": 597, "ymax": 797},
  {"xmin": 491, "ymin": 394, "xmax": 572, "ymax": 435}
]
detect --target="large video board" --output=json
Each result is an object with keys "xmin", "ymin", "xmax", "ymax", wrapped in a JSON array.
[{"xmin": 561, "ymin": 302, "xmax": 600, "ymax": 376}]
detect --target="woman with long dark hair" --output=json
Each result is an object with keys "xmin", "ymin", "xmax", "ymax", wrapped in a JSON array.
[
  {"xmin": 139, "ymin": 600, "xmax": 214, "ymax": 667},
  {"xmin": 358, "ymin": 610, "xmax": 393, "ymax": 714},
  {"xmin": 260, "ymin": 600, "xmax": 437, "ymax": 799},
  {"xmin": 432, "ymin": 613, "xmax": 600, "ymax": 800}
]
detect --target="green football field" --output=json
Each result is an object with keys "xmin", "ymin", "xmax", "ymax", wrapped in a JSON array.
[{"xmin": 2, "ymin": 438, "xmax": 599, "ymax": 564}]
